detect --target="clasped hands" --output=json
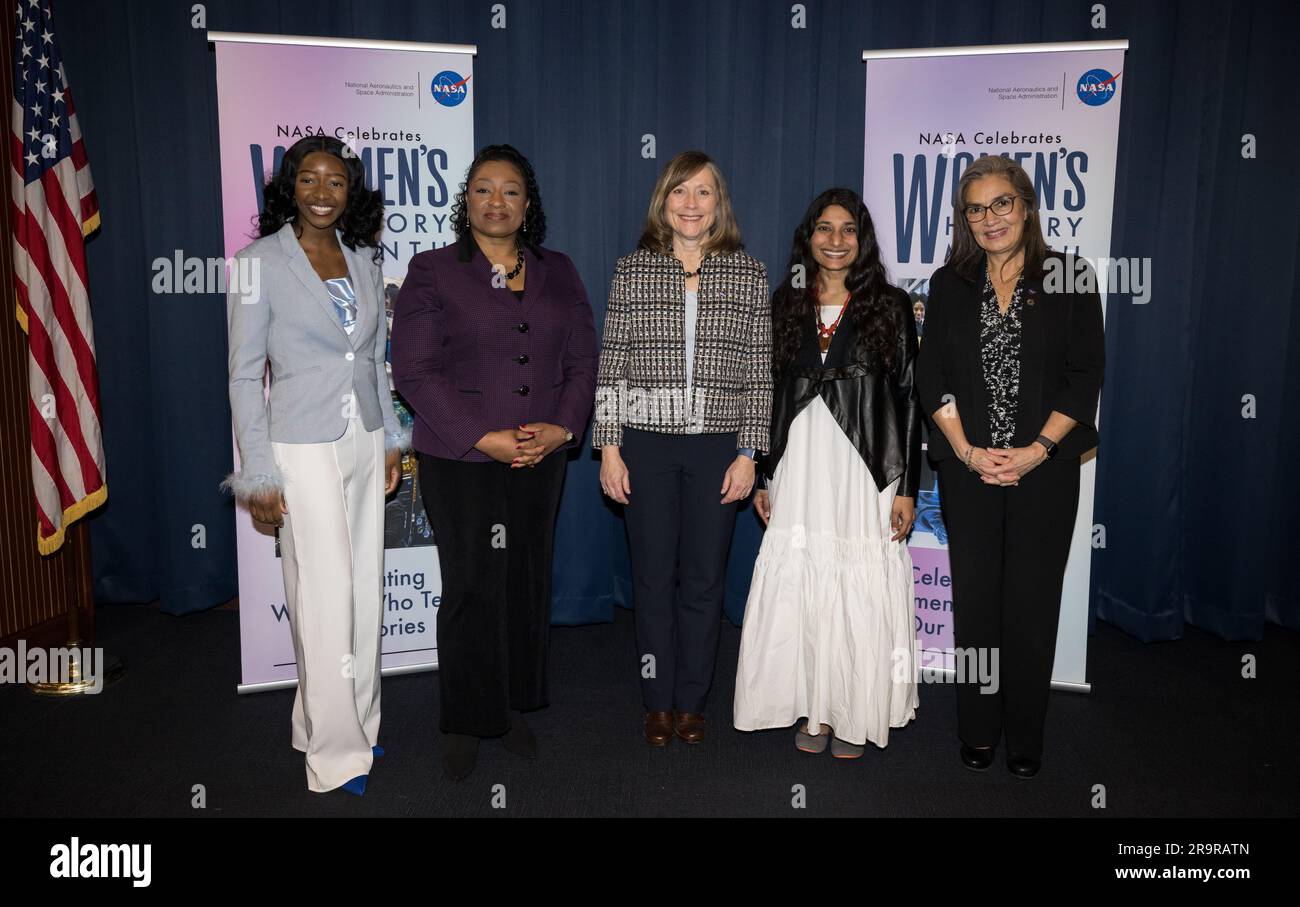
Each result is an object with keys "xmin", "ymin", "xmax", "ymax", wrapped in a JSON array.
[
  {"xmin": 966, "ymin": 443, "xmax": 1048, "ymax": 486},
  {"xmin": 478, "ymin": 423, "xmax": 567, "ymax": 468}
]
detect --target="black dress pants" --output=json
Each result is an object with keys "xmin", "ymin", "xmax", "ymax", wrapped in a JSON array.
[
  {"xmin": 937, "ymin": 455, "xmax": 1080, "ymax": 761},
  {"xmin": 621, "ymin": 428, "xmax": 741, "ymax": 713},
  {"xmin": 418, "ymin": 451, "xmax": 565, "ymax": 736}
]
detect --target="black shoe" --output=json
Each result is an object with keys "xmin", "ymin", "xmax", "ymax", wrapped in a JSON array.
[
  {"xmin": 502, "ymin": 710, "xmax": 537, "ymax": 759},
  {"xmin": 442, "ymin": 733, "xmax": 479, "ymax": 781},
  {"xmin": 1007, "ymin": 755, "xmax": 1041, "ymax": 779},
  {"xmin": 960, "ymin": 744, "xmax": 995, "ymax": 772}
]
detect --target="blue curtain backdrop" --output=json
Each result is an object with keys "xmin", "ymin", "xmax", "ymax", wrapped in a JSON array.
[{"xmin": 58, "ymin": 0, "xmax": 1298, "ymax": 643}]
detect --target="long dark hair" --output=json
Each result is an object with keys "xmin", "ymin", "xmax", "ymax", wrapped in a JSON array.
[
  {"xmin": 257, "ymin": 135, "xmax": 384, "ymax": 263},
  {"xmin": 449, "ymin": 144, "xmax": 547, "ymax": 252},
  {"xmin": 772, "ymin": 188, "xmax": 901, "ymax": 378},
  {"xmin": 947, "ymin": 154, "xmax": 1048, "ymax": 282}
]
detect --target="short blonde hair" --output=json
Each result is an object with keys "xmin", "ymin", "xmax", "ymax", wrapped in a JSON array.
[{"xmin": 637, "ymin": 151, "xmax": 743, "ymax": 255}]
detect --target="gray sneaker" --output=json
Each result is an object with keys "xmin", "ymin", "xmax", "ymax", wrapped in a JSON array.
[
  {"xmin": 830, "ymin": 736, "xmax": 865, "ymax": 759},
  {"xmin": 795, "ymin": 724, "xmax": 830, "ymax": 754}
]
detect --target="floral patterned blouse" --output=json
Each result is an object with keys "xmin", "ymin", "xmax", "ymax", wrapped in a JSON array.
[{"xmin": 979, "ymin": 270, "xmax": 1024, "ymax": 449}]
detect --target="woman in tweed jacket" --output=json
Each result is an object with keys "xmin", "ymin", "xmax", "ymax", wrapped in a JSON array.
[{"xmin": 593, "ymin": 151, "xmax": 772, "ymax": 746}]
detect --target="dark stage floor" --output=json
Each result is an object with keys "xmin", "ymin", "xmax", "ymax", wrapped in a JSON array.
[{"xmin": 1, "ymin": 604, "xmax": 1296, "ymax": 817}]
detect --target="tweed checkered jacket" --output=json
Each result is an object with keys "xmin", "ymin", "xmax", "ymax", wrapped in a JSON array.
[{"xmin": 591, "ymin": 247, "xmax": 772, "ymax": 451}]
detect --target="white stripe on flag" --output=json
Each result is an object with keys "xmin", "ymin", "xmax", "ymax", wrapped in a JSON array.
[
  {"xmin": 43, "ymin": 156, "xmax": 96, "ymax": 334},
  {"xmin": 28, "ymin": 441, "xmax": 65, "ymax": 530},
  {"xmin": 9, "ymin": 95, "xmax": 23, "ymax": 140}
]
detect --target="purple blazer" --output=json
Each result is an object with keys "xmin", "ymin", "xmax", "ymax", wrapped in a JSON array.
[{"xmin": 391, "ymin": 239, "xmax": 598, "ymax": 462}]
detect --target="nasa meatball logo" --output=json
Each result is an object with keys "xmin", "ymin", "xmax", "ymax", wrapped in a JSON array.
[
  {"xmin": 431, "ymin": 70, "xmax": 471, "ymax": 107},
  {"xmin": 1076, "ymin": 68, "xmax": 1121, "ymax": 106}
]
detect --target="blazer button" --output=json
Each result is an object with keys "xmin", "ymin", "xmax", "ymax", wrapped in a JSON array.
[
  {"xmin": 516, "ymin": 385, "xmax": 530, "ymax": 396},
  {"xmin": 517, "ymin": 321, "xmax": 529, "ymax": 333},
  {"xmin": 345, "ymin": 352, "xmax": 355, "ymax": 361},
  {"xmin": 516, "ymin": 354, "xmax": 529, "ymax": 364}
]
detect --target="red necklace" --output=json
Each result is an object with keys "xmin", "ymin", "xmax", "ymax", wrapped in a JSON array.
[{"xmin": 812, "ymin": 284, "xmax": 851, "ymax": 352}]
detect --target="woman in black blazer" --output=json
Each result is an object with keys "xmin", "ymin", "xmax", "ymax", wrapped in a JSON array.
[{"xmin": 915, "ymin": 155, "xmax": 1104, "ymax": 778}]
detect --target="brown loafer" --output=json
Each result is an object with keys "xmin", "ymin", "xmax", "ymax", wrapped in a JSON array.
[
  {"xmin": 643, "ymin": 710, "xmax": 674, "ymax": 746},
  {"xmin": 673, "ymin": 711, "xmax": 707, "ymax": 743}
]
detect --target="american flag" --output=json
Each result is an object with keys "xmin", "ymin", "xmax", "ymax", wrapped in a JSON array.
[{"xmin": 10, "ymin": 0, "xmax": 104, "ymax": 554}]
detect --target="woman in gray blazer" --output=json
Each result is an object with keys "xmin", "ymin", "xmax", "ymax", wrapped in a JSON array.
[{"xmin": 223, "ymin": 136, "xmax": 408, "ymax": 796}]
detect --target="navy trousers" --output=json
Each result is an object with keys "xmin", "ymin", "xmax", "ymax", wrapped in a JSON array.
[{"xmin": 620, "ymin": 429, "xmax": 741, "ymax": 713}]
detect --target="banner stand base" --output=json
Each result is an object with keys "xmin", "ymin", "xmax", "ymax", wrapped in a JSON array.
[
  {"xmin": 918, "ymin": 667, "xmax": 1091, "ymax": 694},
  {"xmin": 237, "ymin": 660, "xmax": 437, "ymax": 695}
]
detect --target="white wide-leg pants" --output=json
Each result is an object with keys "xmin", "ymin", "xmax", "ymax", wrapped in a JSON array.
[{"xmin": 272, "ymin": 414, "xmax": 384, "ymax": 792}]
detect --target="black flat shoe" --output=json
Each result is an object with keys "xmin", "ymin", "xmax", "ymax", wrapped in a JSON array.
[
  {"xmin": 960, "ymin": 744, "xmax": 995, "ymax": 771},
  {"xmin": 1007, "ymin": 755, "xmax": 1041, "ymax": 779},
  {"xmin": 502, "ymin": 710, "xmax": 537, "ymax": 759},
  {"xmin": 442, "ymin": 733, "xmax": 479, "ymax": 781}
]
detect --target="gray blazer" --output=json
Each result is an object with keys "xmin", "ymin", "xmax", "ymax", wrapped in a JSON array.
[{"xmin": 222, "ymin": 222, "xmax": 408, "ymax": 500}]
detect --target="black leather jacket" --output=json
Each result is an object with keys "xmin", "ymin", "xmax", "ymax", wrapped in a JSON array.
[{"xmin": 761, "ymin": 286, "xmax": 922, "ymax": 498}]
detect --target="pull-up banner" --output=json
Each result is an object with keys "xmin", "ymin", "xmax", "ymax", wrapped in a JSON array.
[
  {"xmin": 864, "ymin": 40, "xmax": 1128, "ymax": 689},
  {"xmin": 211, "ymin": 33, "xmax": 476, "ymax": 691}
]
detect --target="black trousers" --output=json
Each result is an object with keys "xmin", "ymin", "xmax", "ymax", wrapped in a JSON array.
[
  {"xmin": 937, "ymin": 456, "xmax": 1080, "ymax": 761},
  {"xmin": 417, "ymin": 452, "xmax": 566, "ymax": 737},
  {"xmin": 621, "ymin": 429, "xmax": 741, "ymax": 713}
]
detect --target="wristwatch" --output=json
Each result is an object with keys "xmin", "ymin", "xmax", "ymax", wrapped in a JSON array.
[
  {"xmin": 1034, "ymin": 435, "xmax": 1058, "ymax": 459},
  {"xmin": 738, "ymin": 447, "xmax": 756, "ymax": 459}
]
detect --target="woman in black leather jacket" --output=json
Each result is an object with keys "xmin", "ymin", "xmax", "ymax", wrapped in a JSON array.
[{"xmin": 732, "ymin": 188, "xmax": 922, "ymax": 758}]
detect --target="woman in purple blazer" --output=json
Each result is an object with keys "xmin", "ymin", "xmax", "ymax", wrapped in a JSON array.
[{"xmin": 391, "ymin": 145, "xmax": 597, "ymax": 781}]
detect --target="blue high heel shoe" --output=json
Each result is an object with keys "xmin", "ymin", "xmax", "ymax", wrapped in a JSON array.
[
  {"xmin": 340, "ymin": 774, "xmax": 368, "ymax": 796},
  {"xmin": 372, "ymin": 745, "xmax": 385, "ymax": 758}
]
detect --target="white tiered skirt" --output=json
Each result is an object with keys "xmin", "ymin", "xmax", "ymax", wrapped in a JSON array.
[{"xmin": 734, "ymin": 395, "xmax": 918, "ymax": 747}]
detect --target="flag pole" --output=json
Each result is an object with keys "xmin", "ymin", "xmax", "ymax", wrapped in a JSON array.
[{"xmin": 28, "ymin": 521, "xmax": 124, "ymax": 696}]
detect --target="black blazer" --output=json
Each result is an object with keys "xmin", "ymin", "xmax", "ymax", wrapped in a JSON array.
[
  {"xmin": 915, "ymin": 249, "xmax": 1105, "ymax": 462},
  {"xmin": 763, "ymin": 286, "xmax": 922, "ymax": 498}
]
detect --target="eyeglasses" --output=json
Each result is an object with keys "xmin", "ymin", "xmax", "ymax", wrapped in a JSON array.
[{"xmin": 963, "ymin": 195, "xmax": 1018, "ymax": 222}]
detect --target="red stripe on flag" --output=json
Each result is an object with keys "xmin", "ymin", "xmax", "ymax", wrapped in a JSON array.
[
  {"xmin": 28, "ymin": 395, "xmax": 77, "ymax": 520},
  {"xmin": 14, "ymin": 272, "xmax": 34, "ymax": 331},
  {"xmin": 11, "ymin": 195, "xmax": 27, "ymax": 248},
  {"xmin": 15, "ymin": 225, "xmax": 102, "ymax": 423},
  {"xmin": 37, "ymin": 167, "xmax": 93, "ymax": 292},
  {"xmin": 22, "ymin": 179, "xmax": 100, "ymax": 411},
  {"xmin": 21, "ymin": 300, "xmax": 101, "ymax": 501},
  {"xmin": 9, "ymin": 132, "xmax": 25, "ymax": 177}
]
